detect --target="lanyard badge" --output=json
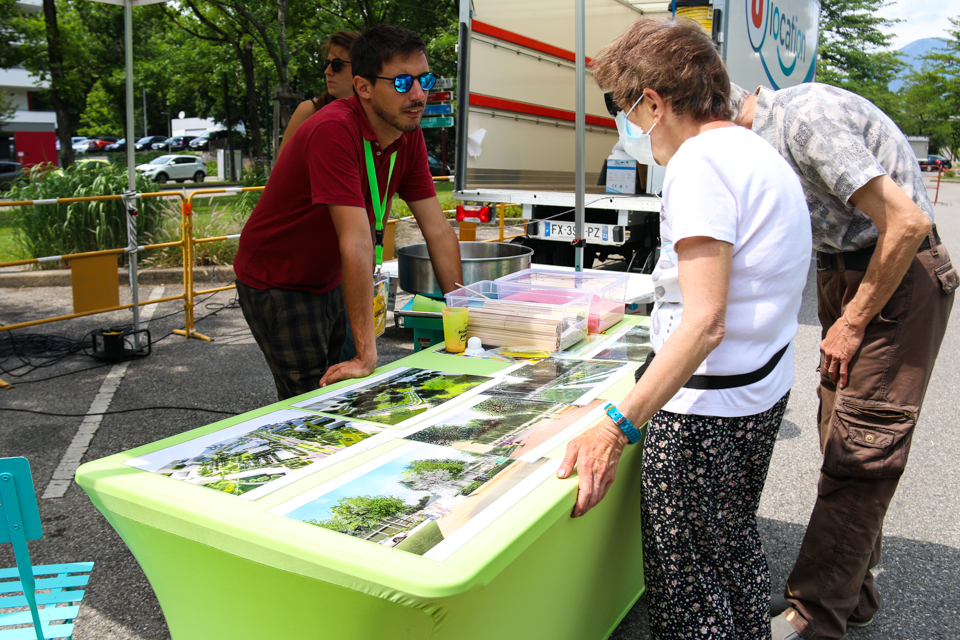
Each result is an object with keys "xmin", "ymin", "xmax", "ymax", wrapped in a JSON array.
[{"xmin": 363, "ymin": 139, "xmax": 397, "ymax": 269}]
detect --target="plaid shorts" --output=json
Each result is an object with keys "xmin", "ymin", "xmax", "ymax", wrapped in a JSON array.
[{"xmin": 236, "ymin": 280, "xmax": 346, "ymax": 400}]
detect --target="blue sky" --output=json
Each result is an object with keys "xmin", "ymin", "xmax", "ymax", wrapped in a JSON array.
[{"xmin": 877, "ymin": 3, "xmax": 960, "ymax": 50}]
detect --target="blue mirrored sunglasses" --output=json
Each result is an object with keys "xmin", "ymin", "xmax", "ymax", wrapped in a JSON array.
[{"xmin": 373, "ymin": 72, "xmax": 437, "ymax": 93}]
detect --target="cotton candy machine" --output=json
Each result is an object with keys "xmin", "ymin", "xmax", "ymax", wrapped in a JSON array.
[{"xmin": 396, "ymin": 241, "xmax": 533, "ymax": 298}]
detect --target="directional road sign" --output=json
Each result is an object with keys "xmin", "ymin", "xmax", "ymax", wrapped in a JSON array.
[
  {"xmin": 421, "ymin": 116, "xmax": 454, "ymax": 129},
  {"xmin": 424, "ymin": 104, "xmax": 454, "ymax": 116}
]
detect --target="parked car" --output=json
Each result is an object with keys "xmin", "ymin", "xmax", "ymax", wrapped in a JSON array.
[
  {"xmin": 72, "ymin": 137, "xmax": 91, "ymax": 154},
  {"xmin": 427, "ymin": 154, "xmax": 451, "ymax": 177},
  {"xmin": 188, "ymin": 129, "xmax": 240, "ymax": 151},
  {"xmin": 152, "ymin": 135, "xmax": 197, "ymax": 152},
  {"xmin": 136, "ymin": 154, "xmax": 206, "ymax": 183},
  {"xmin": 87, "ymin": 136, "xmax": 120, "ymax": 151},
  {"xmin": 134, "ymin": 135, "xmax": 168, "ymax": 151},
  {"xmin": 0, "ymin": 160, "xmax": 24, "ymax": 189},
  {"xmin": 57, "ymin": 136, "xmax": 89, "ymax": 152},
  {"xmin": 105, "ymin": 139, "xmax": 125, "ymax": 152},
  {"xmin": 919, "ymin": 154, "xmax": 953, "ymax": 172}
]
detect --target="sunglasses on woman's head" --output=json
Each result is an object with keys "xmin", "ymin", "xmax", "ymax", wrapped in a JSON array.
[
  {"xmin": 322, "ymin": 58, "xmax": 350, "ymax": 73},
  {"xmin": 373, "ymin": 72, "xmax": 437, "ymax": 93}
]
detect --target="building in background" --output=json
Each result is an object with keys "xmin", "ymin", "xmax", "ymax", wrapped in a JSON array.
[{"xmin": 0, "ymin": 0, "xmax": 57, "ymax": 167}]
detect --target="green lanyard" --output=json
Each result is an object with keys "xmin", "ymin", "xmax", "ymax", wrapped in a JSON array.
[{"xmin": 363, "ymin": 139, "xmax": 397, "ymax": 266}]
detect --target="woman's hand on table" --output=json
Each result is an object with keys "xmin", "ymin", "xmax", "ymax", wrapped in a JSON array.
[{"xmin": 557, "ymin": 420, "xmax": 629, "ymax": 518}]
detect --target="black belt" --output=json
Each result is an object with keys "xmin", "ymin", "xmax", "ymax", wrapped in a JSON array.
[
  {"xmin": 634, "ymin": 342, "xmax": 789, "ymax": 390},
  {"xmin": 816, "ymin": 226, "xmax": 941, "ymax": 272}
]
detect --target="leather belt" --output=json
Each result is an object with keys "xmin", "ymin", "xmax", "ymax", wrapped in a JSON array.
[{"xmin": 816, "ymin": 226, "xmax": 941, "ymax": 272}]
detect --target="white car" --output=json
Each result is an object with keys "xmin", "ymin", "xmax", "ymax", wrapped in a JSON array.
[
  {"xmin": 56, "ymin": 136, "xmax": 89, "ymax": 152},
  {"xmin": 71, "ymin": 137, "xmax": 90, "ymax": 154},
  {"xmin": 136, "ymin": 155, "xmax": 207, "ymax": 184}
]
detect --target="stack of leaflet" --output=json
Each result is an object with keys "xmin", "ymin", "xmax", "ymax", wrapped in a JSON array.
[{"xmin": 444, "ymin": 281, "xmax": 591, "ymax": 351}]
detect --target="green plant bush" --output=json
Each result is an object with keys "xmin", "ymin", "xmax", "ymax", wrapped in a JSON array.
[
  {"xmin": 6, "ymin": 162, "xmax": 172, "ymax": 267},
  {"xmin": 233, "ymin": 161, "xmax": 269, "ymax": 217}
]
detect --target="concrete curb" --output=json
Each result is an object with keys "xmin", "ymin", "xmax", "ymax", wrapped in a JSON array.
[{"xmin": 0, "ymin": 264, "xmax": 237, "ymax": 288}]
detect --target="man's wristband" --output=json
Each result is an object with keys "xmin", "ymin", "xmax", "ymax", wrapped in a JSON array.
[{"xmin": 604, "ymin": 403, "xmax": 641, "ymax": 445}]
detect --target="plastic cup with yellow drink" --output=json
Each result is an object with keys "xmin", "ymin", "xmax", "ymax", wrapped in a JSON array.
[{"xmin": 442, "ymin": 307, "xmax": 469, "ymax": 353}]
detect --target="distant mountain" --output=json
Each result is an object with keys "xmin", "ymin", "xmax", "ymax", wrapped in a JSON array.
[{"xmin": 889, "ymin": 38, "xmax": 949, "ymax": 92}]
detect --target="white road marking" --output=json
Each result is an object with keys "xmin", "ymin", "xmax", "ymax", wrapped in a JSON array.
[{"xmin": 42, "ymin": 286, "xmax": 166, "ymax": 499}]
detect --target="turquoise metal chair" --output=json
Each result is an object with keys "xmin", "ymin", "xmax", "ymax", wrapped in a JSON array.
[{"xmin": 0, "ymin": 457, "xmax": 93, "ymax": 640}]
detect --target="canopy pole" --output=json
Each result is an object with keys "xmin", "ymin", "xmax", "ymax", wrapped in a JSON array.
[
  {"xmin": 574, "ymin": 0, "xmax": 586, "ymax": 272},
  {"xmin": 124, "ymin": 0, "xmax": 140, "ymax": 343}
]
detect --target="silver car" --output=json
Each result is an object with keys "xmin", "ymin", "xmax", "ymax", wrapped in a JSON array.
[{"xmin": 135, "ymin": 155, "xmax": 207, "ymax": 183}]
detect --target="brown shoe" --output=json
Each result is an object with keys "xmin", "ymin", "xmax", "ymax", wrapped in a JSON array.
[{"xmin": 848, "ymin": 614, "xmax": 874, "ymax": 628}]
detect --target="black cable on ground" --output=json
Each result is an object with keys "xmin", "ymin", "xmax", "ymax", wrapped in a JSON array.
[
  {"xmin": 0, "ymin": 331, "xmax": 94, "ymax": 378},
  {"xmin": 0, "ymin": 406, "xmax": 236, "ymax": 417},
  {"xmin": 0, "ymin": 290, "xmax": 239, "ymax": 384}
]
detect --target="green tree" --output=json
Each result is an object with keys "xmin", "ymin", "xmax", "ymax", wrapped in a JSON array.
[
  {"xmin": 310, "ymin": 494, "xmax": 411, "ymax": 533},
  {"xmin": 76, "ymin": 80, "xmax": 122, "ymax": 137},
  {"xmin": 403, "ymin": 458, "xmax": 467, "ymax": 480},
  {"xmin": 815, "ymin": 0, "xmax": 903, "ymax": 113},
  {"xmin": 912, "ymin": 16, "xmax": 960, "ymax": 159},
  {"xmin": 0, "ymin": 91, "xmax": 15, "ymax": 130},
  {"xmin": 895, "ymin": 69, "xmax": 952, "ymax": 157}
]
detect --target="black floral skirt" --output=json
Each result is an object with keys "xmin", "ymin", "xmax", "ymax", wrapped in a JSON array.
[{"xmin": 641, "ymin": 392, "xmax": 790, "ymax": 639}]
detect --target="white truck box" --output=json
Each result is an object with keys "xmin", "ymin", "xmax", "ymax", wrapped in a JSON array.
[{"xmin": 453, "ymin": 0, "xmax": 821, "ymax": 270}]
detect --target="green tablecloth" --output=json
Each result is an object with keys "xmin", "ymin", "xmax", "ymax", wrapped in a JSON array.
[{"xmin": 76, "ymin": 319, "xmax": 647, "ymax": 640}]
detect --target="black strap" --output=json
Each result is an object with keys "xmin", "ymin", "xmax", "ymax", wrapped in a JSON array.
[{"xmin": 634, "ymin": 342, "xmax": 789, "ymax": 390}]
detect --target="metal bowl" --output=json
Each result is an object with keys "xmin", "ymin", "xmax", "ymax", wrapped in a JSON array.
[{"xmin": 396, "ymin": 241, "xmax": 533, "ymax": 297}]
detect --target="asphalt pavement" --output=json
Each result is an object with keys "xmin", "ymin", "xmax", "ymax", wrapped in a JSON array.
[{"xmin": 0, "ymin": 179, "xmax": 958, "ymax": 639}]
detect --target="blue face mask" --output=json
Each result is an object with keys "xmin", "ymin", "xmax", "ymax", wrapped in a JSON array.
[{"xmin": 615, "ymin": 95, "xmax": 659, "ymax": 166}]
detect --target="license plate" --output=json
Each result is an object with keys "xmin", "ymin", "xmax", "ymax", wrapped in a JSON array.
[{"xmin": 544, "ymin": 222, "xmax": 609, "ymax": 241}]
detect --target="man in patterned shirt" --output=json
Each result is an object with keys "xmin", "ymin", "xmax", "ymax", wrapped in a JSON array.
[{"xmin": 732, "ymin": 82, "xmax": 957, "ymax": 640}]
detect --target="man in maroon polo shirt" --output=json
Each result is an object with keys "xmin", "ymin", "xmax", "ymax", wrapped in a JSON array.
[{"xmin": 234, "ymin": 25, "xmax": 462, "ymax": 399}]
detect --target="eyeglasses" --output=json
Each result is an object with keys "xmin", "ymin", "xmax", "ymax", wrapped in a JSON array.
[
  {"xmin": 603, "ymin": 92, "xmax": 619, "ymax": 117},
  {"xmin": 322, "ymin": 58, "xmax": 350, "ymax": 73},
  {"xmin": 373, "ymin": 72, "xmax": 437, "ymax": 93}
]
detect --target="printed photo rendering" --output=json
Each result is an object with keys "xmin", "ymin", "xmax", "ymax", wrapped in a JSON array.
[
  {"xmin": 293, "ymin": 367, "xmax": 493, "ymax": 427},
  {"xmin": 399, "ymin": 395, "xmax": 604, "ymax": 460},
  {"xmin": 486, "ymin": 357, "xmax": 632, "ymax": 405},
  {"xmin": 125, "ymin": 409, "xmax": 391, "ymax": 500},
  {"xmin": 585, "ymin": 324, "xmax": 653, "ymax": 362},
  {"xmin": 274, "ymin": 441, "xmax": 552, "ymax": 560}
]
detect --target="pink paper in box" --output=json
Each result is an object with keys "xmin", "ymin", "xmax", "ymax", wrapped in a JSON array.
[{"xmin": 501, "ymin": 289, "xmax": 609, "ymax": 333}]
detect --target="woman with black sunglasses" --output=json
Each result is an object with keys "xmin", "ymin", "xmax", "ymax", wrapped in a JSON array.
[{"xmin": 278, "ymin": 31, "xmax": 360, "ymax": 157}]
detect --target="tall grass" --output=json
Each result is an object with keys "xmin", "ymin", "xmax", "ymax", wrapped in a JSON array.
[
  {"xmin": 6, "ymin": 162, "xmax": 171, "ymax": 267},
  {"xmin": 143, "ymin": 197, "xmax": 246, "ymax": 268}
]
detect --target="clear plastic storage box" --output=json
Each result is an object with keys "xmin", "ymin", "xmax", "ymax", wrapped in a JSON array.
[
  {"xmin": 494, "ymin": 268, "xmax": 629, "ymax": 332},
  {"xmin": 444, "ymin": 281, "xmax": 591, "ymax": 351}
]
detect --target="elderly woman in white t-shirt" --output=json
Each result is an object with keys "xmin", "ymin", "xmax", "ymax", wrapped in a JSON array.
[{"xmin": 556, "ymin": 18, "xmax": 812, "ymax": 639}]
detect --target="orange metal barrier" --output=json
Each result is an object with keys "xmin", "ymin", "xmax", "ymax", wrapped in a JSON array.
[{"xmin": 174, "ymin": 186, "xmax": 264, "ymax": 341}]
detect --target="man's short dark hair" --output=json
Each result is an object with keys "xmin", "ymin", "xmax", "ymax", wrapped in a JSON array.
[{"xmin": 350, "ymin": 24, "xmax": 429, "ymax": 82}]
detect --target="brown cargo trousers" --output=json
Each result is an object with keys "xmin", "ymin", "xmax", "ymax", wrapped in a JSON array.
[{"xmin": 784, "ymin": 239, "xmax": 957, "ymax": 640}]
